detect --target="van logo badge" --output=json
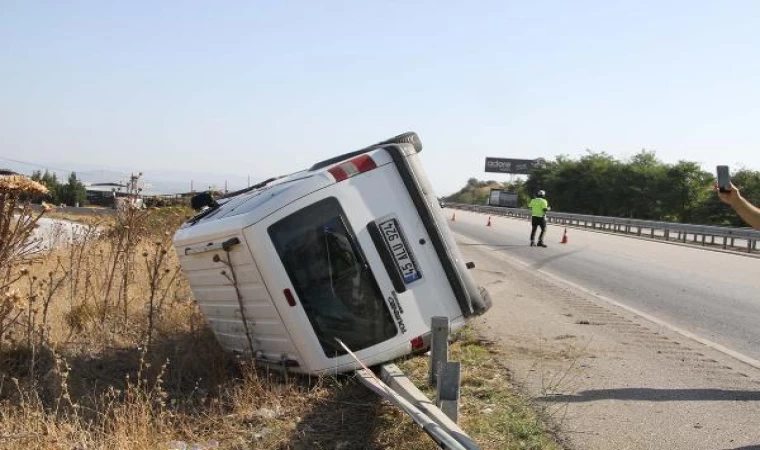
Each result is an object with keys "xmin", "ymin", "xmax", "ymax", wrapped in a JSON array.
[{"xmin": 387, "ymin": 291, "xmax": 407, "ymax": 334}]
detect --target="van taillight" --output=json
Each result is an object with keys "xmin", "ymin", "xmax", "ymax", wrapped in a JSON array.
[
  {"xmin": 410, "ymin": 336, "xmax": 425, "ymax": 350},
  {"xmin": 328, "ymin": 155, "xmax": 377, "ymax": 182},
  {"xmin": 283, "ymin": 289, "xmax": 297, "ymax": 307}
]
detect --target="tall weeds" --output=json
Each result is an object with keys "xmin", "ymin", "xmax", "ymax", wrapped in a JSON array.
[{"xmin": 0, "ymin": 175, "xmax": 434, "ymax": 449}]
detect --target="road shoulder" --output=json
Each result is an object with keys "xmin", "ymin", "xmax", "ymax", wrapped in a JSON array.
[{"xmin": 459, "ymin": 234, "xmax": 760, "ymax": 450}]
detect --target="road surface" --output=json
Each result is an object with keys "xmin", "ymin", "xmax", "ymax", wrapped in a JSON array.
[
  {"xmin": 447, "ymin": 208, "xmax": 760, "ymax": 364},
  {"xmin": 448, "ymin": 208, "xmax": 760, "ymax": 449}
]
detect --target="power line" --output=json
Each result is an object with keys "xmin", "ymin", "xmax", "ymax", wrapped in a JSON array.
[
  {"xmin": 0, "ymin": 155, "xmax": 80, "ymax": 174},
  {"xmin": 0, "ymin": 156, "xmax": 133, "ymax": 178}
]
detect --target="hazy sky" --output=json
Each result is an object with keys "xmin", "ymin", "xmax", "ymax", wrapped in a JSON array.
[{"xmin": 2, "ymin": 1, "xmax": 759, "ymax": 195}]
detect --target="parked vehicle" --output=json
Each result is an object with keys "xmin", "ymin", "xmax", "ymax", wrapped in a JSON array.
[{"xmin": 173, "ymin": 132, "xmax": 491, "ymax": 374}]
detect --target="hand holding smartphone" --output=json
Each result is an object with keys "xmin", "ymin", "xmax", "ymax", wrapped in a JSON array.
[{"xmin": 717, "ymin": 165, "xmax": 731, "ymax": 193}]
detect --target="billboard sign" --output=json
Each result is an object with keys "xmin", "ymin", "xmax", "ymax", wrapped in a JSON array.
[{"xmin": 484, "ymin": 157, "xmax": 545, "ymax": 174}]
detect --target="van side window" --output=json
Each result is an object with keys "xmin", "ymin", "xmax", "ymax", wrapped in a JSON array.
[{"xmin": 269, "ymin": 197, "xmax": 398, "ymax": 357}]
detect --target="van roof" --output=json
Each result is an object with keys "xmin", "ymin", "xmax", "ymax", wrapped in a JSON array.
[
  {"xmin": 181, "ymin": 170, "xmax": 331, "ymax": 230},
  {"xmin": 177, "ymin": 131, "xmax": 423, "ymax": 238},
  {"xmin": 178, "ymin": 146, "xmax": 398, "ymax": 236}
]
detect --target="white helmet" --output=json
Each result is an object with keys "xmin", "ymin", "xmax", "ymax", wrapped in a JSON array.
[{"xmin": 538, "ymin": 190, "xmax": 546, "ymax": 197}]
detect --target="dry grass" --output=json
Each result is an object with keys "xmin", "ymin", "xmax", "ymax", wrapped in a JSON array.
[
  {"xmin": 0, "ymin": 193, "xmax": 436, "ymax": 449},
  {"xmin": 1, "ymin": 181, "xmax": 560, "ymax": 449},
  {"xmin": 397, "ymin": 328, "xmax": 563, "ymax": 450}
]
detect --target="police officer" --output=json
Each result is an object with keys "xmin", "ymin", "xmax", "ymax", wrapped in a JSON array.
[{"xmin": 529, "ymin": 190, "xmax": 550, "ymax": 247}]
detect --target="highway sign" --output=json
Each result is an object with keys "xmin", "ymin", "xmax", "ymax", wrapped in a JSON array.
[{"xmin": 484, "ymin": 158, "xmax": 544, "ymax": 174}]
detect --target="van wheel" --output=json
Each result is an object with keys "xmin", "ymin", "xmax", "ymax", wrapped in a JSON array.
[
  {"xmin": 309, "ymin": 131, "xmax": 422, "ymax": 171},
  {"xmin": 374, "ymin": 132, "xmax": 422, "ymax": 153}
]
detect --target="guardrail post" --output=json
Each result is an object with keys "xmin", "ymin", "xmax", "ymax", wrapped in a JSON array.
[
  {"xmin": 664, "ymin": 229, "xmax": 670, "ymax": 241},
  {"xmin": 711, "ymin": 236, "xmax": 715, "ymax": 245},
  {"xmin": 701, "ymin": 235, "xmax": 706, "ymax": 246},
  {"xmin": 731, "ymin": 237, "xmax": 735, "ymax": 247},
  {"xmin": 436, "ymin": 361, "xmax": 461, "ymax": 423},
  {"xmin": 748, "ymin": 240, "xmax": 753, "ymax": 253},
  {"xmin": 429, "ymin": 316, "xmax": 449, "ymax": 387},
  {"xmin": 723, "ymin": 237, "xmax": 728, "ymax": 249}
]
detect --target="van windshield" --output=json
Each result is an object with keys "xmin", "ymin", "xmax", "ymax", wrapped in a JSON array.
[{"xmin": 269, "ymin": 197, "xmax": 397, "ymax": 357}]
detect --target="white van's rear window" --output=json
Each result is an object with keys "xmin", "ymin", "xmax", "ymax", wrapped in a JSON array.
[{"xmin": 269, "ymin": 197, "xmax": 398, "ymax": 357}]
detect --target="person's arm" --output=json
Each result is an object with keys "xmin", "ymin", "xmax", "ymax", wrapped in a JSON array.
[{"xmin": 717, "ymin": 182, "xmax": 760, "ymax": 229}]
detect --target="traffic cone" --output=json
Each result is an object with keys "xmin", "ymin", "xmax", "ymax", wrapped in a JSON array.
[
  {"xmin": 487, "ymin": 216, "xmax": 492, "ymax": 227},
  {"xmin": 451, "ymin": 213, "xmax": 456, "ymax": 222},
  {"xmin": 560, "ymin": 228, "xmax": 568, "ymax": 244}
]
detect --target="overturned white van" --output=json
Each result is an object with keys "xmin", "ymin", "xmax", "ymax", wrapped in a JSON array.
[{"xmin": 172, "ymin": 132, "xmax": 491, "ymax": 374}]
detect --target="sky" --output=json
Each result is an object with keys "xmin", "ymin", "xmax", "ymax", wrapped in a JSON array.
[{"xmin": 2, "ymin": 1, "xmax": 759, "ymax": 195}]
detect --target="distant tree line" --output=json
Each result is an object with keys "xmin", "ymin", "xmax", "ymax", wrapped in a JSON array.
[
  {"xmin": 446, "ymin": 151, "xmax": 760, "ymax": 227},
  {"xmin": 28, "ymin": 170, "xmax": 87, "ymax": 207}
]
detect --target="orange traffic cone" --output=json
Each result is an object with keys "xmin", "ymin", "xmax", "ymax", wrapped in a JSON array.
[
  {"xmin": 487, "ymin": 216, "xmax": 492, "ymax": 227},
  {"xmin": 560, "ymin": 228, "xmax": 568, "ymax": 244},
  {"xmin": 451, "ymin": 213, "xmax": 456, "ymax": 222}
]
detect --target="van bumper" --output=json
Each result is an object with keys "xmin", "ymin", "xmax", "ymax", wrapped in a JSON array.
[{"xmin": 383, "ymin": 144, "xmax": 492, "ymax": 318}]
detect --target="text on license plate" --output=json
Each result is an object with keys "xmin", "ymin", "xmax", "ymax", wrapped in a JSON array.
[{"xmin": 378, "ymin": 218, "xmax": 422, "ymax": 284}]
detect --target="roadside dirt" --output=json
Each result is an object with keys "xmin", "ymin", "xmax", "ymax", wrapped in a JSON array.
[{"xmin": 458, "ymin": 234, "xmax": 760, "ymax": 450}]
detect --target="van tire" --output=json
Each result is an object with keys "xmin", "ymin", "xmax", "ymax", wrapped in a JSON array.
[
  {"xmin": 309, "ymin": 131, "xmax": 422, "ymax": 171},
  {"xmin": 374, "ymin": 132, "xmax": 422, "ymax": 153}
]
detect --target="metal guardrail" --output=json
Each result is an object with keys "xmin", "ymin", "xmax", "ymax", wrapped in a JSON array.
[
  {"xmin": 351, "ymin": 316, "xmax": 480, "ymax": 450},
  {"xmin": 448, "ymin": 203, "xmax": 760, "ymax": 254}
]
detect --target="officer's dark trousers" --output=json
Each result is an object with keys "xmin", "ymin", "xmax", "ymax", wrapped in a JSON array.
[{"xmin": 531, "ymin": 216, "xmax": 546, "ymax": 243}]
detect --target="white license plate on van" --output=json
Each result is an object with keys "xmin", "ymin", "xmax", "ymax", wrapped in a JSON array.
[{"xmin": 378, "ymin": 218, "xmax": 422, "ymax": 284}]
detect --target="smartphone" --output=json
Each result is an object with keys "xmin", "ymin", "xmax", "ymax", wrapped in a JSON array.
[{"xmin": 716, "ymin": 165, "xmax": 731, "ymax": 193}]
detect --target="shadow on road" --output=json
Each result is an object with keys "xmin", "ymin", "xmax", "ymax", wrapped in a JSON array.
[
  {"xmin": 541, "ymin": 388, "xmax": 760, "ymax": 403},
  {"xmin": 528, "ymin": 246, "xmax": 588, "ymax": 270},
  {"xmin": 721, "ymin": 446, "xmax": 760, "ymax": 450},
  {"xmin": 457, "ymin": 242, "xmax": 526, "ymax": 249}
]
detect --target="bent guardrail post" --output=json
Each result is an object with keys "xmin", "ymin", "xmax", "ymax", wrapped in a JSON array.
[
  {"xmin": 379, "ymin": 364, "xmax": 481, "ymax": 450},
  {"xmin": 430, "ymin": 316, "xmax": 450, "ymax": 386},
  {"xmin": 340, "ymin": 339, "xmax": 471, "ymax": 450},
  {"xmin": 436, "ymin": 361, "xmax": 461, "ymax": 422},
  {"xmin": 356, "ymin": 367, "xmax": 468, "ymax": 450}
]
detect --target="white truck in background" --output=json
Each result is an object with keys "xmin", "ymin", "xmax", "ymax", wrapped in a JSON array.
[{"xmin": 487, "ymin": 189, "xmax": 518, "ymax": 208}]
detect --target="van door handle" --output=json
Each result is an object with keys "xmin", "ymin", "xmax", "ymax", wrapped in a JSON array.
[
  {"xmin": 184, "ymin": 237, "xmax": 241, "ymax": 256},
  {"xmin": 367, "ymin": 221, "xmax": 407, "ymax": 293}
]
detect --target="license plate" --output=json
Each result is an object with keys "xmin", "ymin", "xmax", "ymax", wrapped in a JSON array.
[{"xmin": 378, "ymin": 218, "xmax": 422, "ymax": 284}]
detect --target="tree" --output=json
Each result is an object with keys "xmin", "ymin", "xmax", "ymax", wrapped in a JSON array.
[
  {"xmin": 663, "ymin": 161, "xmax": 712, "ymax": 223},
  {"xmin": 450, "ymin": 154, "xmax": 759, "ymax": 227},
  {"xmin": 59, "ymin": 172, "xmax": 87, "ymax": 206}
]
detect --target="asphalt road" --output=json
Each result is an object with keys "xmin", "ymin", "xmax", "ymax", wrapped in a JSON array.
[{"xmin": 447, "ymin": 208, "xmax": 760, "ymax": 364}]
